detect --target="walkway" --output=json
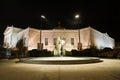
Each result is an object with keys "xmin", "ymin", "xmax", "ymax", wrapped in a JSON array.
[{"xmin": 0, "ymin": 58, "xmax": 120, "ymax": 80}]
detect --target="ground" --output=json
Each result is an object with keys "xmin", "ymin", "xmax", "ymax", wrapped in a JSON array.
[{"xmin": 0, "ymin": 58, "xmax": 120, "ymax": 80}]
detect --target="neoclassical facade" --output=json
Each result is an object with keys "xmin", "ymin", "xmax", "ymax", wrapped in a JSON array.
[{"xmin": 3, "ymin": 25, "xmax": 115, "ymax": 51}]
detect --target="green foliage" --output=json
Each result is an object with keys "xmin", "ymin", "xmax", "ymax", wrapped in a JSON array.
[
  {"xmin": 28, "ymin": 49, "xmax": 39, "ymax": 57},
  {"xmin": 71, "ymin": 49, "xmax": 80, "ymax": 56},
  {"xmin": 102, "ymin": 47, "xmax": 113, "ymax": 52},
  {"xmin": 28, "ymin": 49, "xmax": 53, "ymax": 57},
  {"xmin": 16, "ymin": 38, "xmax": 27, "ymax": 60},
  {"xmin": 0, "ymin": 46, "xmax": 6, "ymax": 59},
  {"xmin": 16, "ymin": 39, "xmax": 24, "ymax": 49},
  {"xmin": 70, "ymin": 48, "xmax": 100, "ymax": 57}
]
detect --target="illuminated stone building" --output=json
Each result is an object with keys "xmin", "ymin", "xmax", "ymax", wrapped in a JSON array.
[{"xmin": 3, "ymin": 25, "xmax": 115, "ymax": 51}]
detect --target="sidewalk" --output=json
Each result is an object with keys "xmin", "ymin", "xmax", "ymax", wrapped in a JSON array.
[{"xmin": 0, "ymin": 58, "xmax": 120, "ymax": 80}]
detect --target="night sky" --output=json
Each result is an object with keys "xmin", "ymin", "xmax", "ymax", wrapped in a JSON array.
[{"xmin": 0, "ymin": 0, "xmax": 120, "ymax": 45}]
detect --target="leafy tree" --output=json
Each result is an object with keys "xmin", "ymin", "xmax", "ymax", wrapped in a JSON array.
[{"xmin": 16, "ymin": 39, "xmax": 24, "ymax": 61}]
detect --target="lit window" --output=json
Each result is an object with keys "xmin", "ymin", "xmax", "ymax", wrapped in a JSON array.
[
  {"xmin": 71, "ymin": 38, "xmax": 74, "ymax": 45},
  {"xmin": 45, "ymin": 38, "xmax": 48, "ymax": 45}
]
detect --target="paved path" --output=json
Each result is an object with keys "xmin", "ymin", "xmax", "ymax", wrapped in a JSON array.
[{"xmin": 0, "ymin": 58, "xmax": 120, "ymax": 80}]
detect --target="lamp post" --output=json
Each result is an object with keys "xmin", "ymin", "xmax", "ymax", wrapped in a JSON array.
[
  {"xmin": 75, "ymin": 14, "xmax": 80, "ymax": 29},
  {"xmin": 40, "ymin": 15, "xmax": 46, "ymax": 43},
  {"xmin": 75, "ymin": 14, "xmax": 82, "ymax": 50},
  {"xmin": 38, "ymin": 15, "xmax": 46, "ymax": 50}
]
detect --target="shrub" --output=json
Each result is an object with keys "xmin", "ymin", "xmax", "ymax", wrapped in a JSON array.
[
  {"xmin": 70, "ymin": 48, "xmax": 100, "ymax": 57},
  {"xmin": 0, "ymin": 47, "xmax": 6, "ymax": 59},
  {"xmin": 28, "ymin": 49, "xmax": 53, "ymax": 57},
  {"xmin": 71, "ymin": 49, "xmax": 80, "ymax": 56},
  {"xmin": 102, "ymin": 47, "xmax": 113, "ymax": 52},
  {"xmin": 65, "ymin": 51, "xmax": 72, "ymax": 56}
]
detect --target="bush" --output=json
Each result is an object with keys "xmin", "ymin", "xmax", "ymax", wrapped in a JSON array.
[
  {"xmin": 102, "ymin": 47, "xmax": 113, "ymax": 52},
  {"xmin": 71, "ymin": 49, "xmax": 80, "ymax": 56},
  {"xmin": 28, "ymin": 49, "xmax": 39, "ymax": 57},
  {"xmin": 0, "ymin": 47, "xmax": 6, "ymax": 59},
  {"xmin": 70, "ymin": 48, "xmax": 100, "ymax": 57},
  {"xmin": 65, "ymin": 51, "xmax": 72, "ymax": 56},
  {"xmin": 39, "ymin": 49, "xmax": 53, "ymax": 57},
  {"xmin": 112, "ymin": 48, "xmax": 120, "ymax": 58},
  {"xmin": 28, "ymin": 49, "xmax": 53, "ymax": 57}
]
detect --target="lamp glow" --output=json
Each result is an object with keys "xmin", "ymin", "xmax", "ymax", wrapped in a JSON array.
[
  {"xmin": 41, "ymin": 15, "xmax": 46, "ymax": 19},
  {"xmin": 75, "ymin": 14, "xmax": 80, "ymax": 19}
]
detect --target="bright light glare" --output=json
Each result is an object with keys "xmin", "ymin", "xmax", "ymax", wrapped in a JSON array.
[
  {"xmin": 75, "ymin": 14, "xmax": 80, "ymax": 19},
  {"xmin": 41, "ymin": 15, "xmax": 46, "ymax": 19}
]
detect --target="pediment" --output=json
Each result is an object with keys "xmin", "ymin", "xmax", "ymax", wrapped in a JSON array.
[
  {"xmin": 104, "ymin": 32, "xmax": 109, "ymax": 37},
  {"xmin": 4, "ymin": 26, "xmax": 12, "ymax": 34}
]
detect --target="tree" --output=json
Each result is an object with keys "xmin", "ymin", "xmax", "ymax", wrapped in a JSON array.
[{"xmin": 16, "ymin": 39, "xmax": 24, "ymax": 61}]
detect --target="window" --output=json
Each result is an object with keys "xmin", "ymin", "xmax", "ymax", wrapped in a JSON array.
[
  {"xmin": 71, "ymin": 38, "xmax": 74, "ymax": 45},
  {"xmin": 45, "ymin": 38, "xmax": 48, "ymax": 45},
  {"xmin": 53, "ymin": 38, "xmax": 57, "ymax": 45}
]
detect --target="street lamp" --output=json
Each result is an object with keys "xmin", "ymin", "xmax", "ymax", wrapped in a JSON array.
[
  {"xmin": 74, "ymin": 14, "xmax": 82, "ymax": 50},
  {"xmin": 75, "ymin": 14, "xmax": 80, "ymax": 19},
  {"xmin": 40, "ymin": 15, "xmax": 46, "ymax": 28},
  {"xmin": 74, "ymin": 14, "xmax": 80, "ymax": 28},
  {"xmin": 41, "ymin": 15, "xmax": 46, "ymax": 19},
  {"xmin": 38, "ymin": 15, "xmax": 46, "ymax": 50}
]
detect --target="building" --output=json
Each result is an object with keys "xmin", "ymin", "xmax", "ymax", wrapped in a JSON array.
[
  {"xmin": 3, "ymin": 25, "xmax": 115, "ymax": 52},
  {"xmin": 3, "ymin": 25, "xmax": 23, "ymax": 48}
]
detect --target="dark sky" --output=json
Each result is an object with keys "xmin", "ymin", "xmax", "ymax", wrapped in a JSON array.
[{"xmin": 0, "ymin": 0, "xmax": 120, "ymax": 44}]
